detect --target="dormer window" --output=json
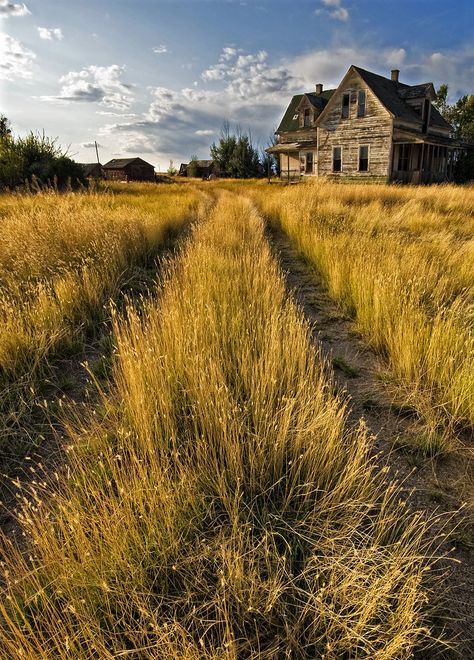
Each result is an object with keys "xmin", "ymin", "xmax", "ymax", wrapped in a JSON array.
[
  {"xmin": 357, "ymin": 90, "xmax": 366, "ymax": 117},
  {"xmin": 341, "ymin": 93, "xmax": 350, "ymax": 119},
  {"xmin": 304, "ymin": 108, "xmax": 311, "ymax": 127}
]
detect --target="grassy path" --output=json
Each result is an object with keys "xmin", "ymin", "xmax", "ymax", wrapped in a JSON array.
[
  {"xmin": 1, "ymin": 192, "xmax": 440, "ymax": 658},
  {"xmin": 265, "ymin": 218, "xmax": 474, "ymax": 657}
]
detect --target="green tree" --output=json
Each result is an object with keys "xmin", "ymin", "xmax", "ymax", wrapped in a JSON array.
[
  {"xmin": 0, "ymin": 115, "xmax": 12, "ymax": 140},
  {"xmin": 435, "ymin": 85, "xmax": 474, "ymax": 182},
  {"xmin": 167, "ymin": 159, "xmax": 178, "ymax": 175},
  {"xmin": 435, "ymin": 84, "xmax": 474, "ymax": 142},
  {"xmin": 210, "ymin": 122, "xmax": 261, "ymax": 178},
  {"xmin": 0, "ymin": 123, "xmax": 85, "ymax": 190}
]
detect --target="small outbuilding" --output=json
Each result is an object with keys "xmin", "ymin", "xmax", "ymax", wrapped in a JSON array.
[
  {"xmin": 102, "ymin": 157, "xmax": 155, "ymax": 182},
  {"xmin": 80, "ymin": 163, "xmax": 104, "ymax": 179},
  {"xmin": 179, "ymin": 160, "xmax": 216, "ymax": 178}
]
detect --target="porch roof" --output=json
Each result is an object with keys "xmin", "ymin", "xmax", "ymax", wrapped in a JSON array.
[
  {"xmin": 392, "ymin": 132, "xmax": 463, "ymax": 148},
  {"xmin": 266, "ymin": 140, "xmax": 317, "ymax": 154}
]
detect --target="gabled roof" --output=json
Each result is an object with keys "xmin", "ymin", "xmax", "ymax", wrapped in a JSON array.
[
  {"xmin": 276, "ymin": 89, "xmax": 335, "ymax": 133},
  {"xmin": 315, "ymin": 66, "xmax": 452, "ymax": 132},
  {"xmin": 352, "ymin": 66, "xmax": 423, "ymax": 124},
  {"xmin": 103, "ymin": 157, "xmax": 154, "ymax": 169},
  {"xmin": 398, "ymin": 83, "xmax": 435, "ymax": 100}
]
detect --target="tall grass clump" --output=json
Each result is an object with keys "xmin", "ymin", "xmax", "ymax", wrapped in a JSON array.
[
  {"xmin": 0, "ymin": 193, "xmax": 437, "ymax": 658},
  {"xmin": 254, "ymin": 180, "xmax": 474, "ymax": 439}
]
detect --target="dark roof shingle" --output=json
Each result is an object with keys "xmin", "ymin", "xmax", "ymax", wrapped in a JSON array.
[{"xmin": 277, "ymin": 89, "xmax": 335, "ymax": 133}]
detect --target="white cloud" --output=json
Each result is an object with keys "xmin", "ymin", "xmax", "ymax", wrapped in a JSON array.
[
  {"xmin": 201, "ymin": 47, "xmax": 300, "ymax": 101},
  {"xmin": 0, "ymin": 0, "xmax": 30, "ymax": 17},
  {"xmin": 81, "ymin": 141, "xmax": 102, "ymax": 148},
  {"xmin": 98, "ymin": 47, "xmax": 304, "ymax": 162},
  {"xmin": 37, "ymin": 27, "xmax": 63, "ymax": 41},
  {"xmin": 152, "ymin": 45, "xmax": 169, "ymax": 54},
  {"xmin": 0, "ymin": 33, "xmax": 35, "ymax": 80},
  {"xmin": 42, "ymin": 65, "xmax": 134, "ymax": 109},
  {"xmin": 317, "ymin": 0, "xmax": 349, "ymax": 22}
]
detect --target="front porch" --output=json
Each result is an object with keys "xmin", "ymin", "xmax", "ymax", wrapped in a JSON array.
[
  {"xmin": 266, "ymin": 141, "xmax": 317, "ymax": 180},
  {"xmin": 390, "ymin": 134, "xmax": 458, "ymax": 184}
]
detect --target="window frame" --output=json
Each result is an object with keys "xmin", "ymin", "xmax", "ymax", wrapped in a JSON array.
[
  {"xmin": 332, "ymin": 145, "xmax": 343, "ymax": 172},
  {"xmin": 358, "ymin": 144, "xmax": 370, "ymax": 172},
  {"xmin": 303, "ymin": 108, "xmax": 311, "ymax": 127},
  {"xmin": 341, "ymin": 92, "xmax": 350, "ymax": 119},
  {"xmin": 357, "ymin": 90, "xmax": 366, "ymax": 118}
]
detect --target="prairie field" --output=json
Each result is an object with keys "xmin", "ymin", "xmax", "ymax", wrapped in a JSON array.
[{"xmin": 0, "ymin": 180, "xmax": 473, "ymax": 658}]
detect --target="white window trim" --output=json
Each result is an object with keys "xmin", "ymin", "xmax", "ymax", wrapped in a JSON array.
[
  {"xmin": 332, "ymin": 145, "xmax": 343, "ymax": 172},
  {"xmin": 358, "ymin": 144, "xmax": 370, "ymax": 172}
]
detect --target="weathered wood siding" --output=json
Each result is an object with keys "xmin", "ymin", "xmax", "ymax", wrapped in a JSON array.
[
  {"xmin": 317, "ymin": 70, "xmax": 392, "ymax": 177},
  {"xmin": 279, "ymin": 153, "xmax": 300, "ymax": 172},
  {"xmin": 280, "ymin": 128, "xmax": 316, "ymax": 144}
]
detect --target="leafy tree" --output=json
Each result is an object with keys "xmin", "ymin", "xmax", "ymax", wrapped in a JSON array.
[
  {"xmin": 0, "ymin": 122, "xmax": 85, "ymax": 190},
  {"xmin": 167, "ymin": 159, "xmax": 178, "ymax": 175},
  {"xmin": 435, "ymin": 85, "xmax": 474, "ymax": 182},
  {"xmin": 210, "ymin": 122, "xmax": 261, "ymax": 178},
  {"xmin": 435, "ymin": 85, "xmax": 474, "ymax": 142},
  {"xmin": 0, "ymin": 115, "xmax": 12, "ymax": 140}
]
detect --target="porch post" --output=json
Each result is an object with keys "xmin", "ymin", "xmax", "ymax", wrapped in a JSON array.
[{"xmin": 287, "ymin": 154, "xmax": 290, "ymax": 183}]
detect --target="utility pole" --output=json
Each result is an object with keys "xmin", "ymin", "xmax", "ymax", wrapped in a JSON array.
[{"xmin": 94, "ymin": 140, "xmax": 100, "ymax": 165}]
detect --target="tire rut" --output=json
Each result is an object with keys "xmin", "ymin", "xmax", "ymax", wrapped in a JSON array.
[{"xmin": 266, "ymin": 219, "xmax": 474, "ymax": 659}]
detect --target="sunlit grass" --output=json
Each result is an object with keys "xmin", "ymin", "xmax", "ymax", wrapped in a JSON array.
[
  {"xmin": 252, "ymin": 179, "xmax": 474, "ymax": 446},
  {"xmin": 0, "ymin": 183, "xmax": 201, "ymax": 454},
  {"xmin": 0, "ymin": 192, "xmax": 438, "ymax": 658}
]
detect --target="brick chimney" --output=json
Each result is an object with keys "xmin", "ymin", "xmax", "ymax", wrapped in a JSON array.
[
  {"xmin": 391, "ymin": 69, "xmax": 400, "ymax": 82},
  {"xmin": 315, "ymin": 83, "xmax": 323, "ymax": 95}
]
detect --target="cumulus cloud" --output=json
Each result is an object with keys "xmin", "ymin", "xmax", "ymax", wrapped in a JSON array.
[
  {"xmin": 42, "ymin": 65, "xmax": 134, "ymax": 109},
  {"xmin": 152, "ymin": 45, "xmax": 169, "ymax": 54},
  {"xmin": 195, "ymin": 129, "xmax": 214, "ymax": 136},
  {"xmin": 201, "ymin": 47, "xmax": 300, "ymax": 100},
  {"xmin": 37, "ymin": 27, "xmax": 63, "ymax": 41},
  {"xmin": 0, "ymin": 0, "xmax": 30, "ymax": 17},
  {"xmin": 0, "ymin": 33, "xmax": 36, "ymax": 80},
  {"xmin": 316, "ymin": 0, "xmax": 349, "ymax": 22}
]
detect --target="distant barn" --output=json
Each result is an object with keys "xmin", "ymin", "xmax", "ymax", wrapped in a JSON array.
[
  {"xmin": 102, "ymin": 158, "xmax": 155, "ymax": 182},
  {"xmin": 80, "ymin": 163, "xmax": 103, "ymax": 179},
  {"xmin": 179, "ymin": 160, "xmax": 216, "ymax": 178}
]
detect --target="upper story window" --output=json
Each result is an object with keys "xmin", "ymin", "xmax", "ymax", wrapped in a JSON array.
[
  {"xmin": 332, "ymin": 146, "xmax": 342, "ymax": 172},
  {"xmin": 357, "ymin": 90, "xmax": 366, "ymax": 117},
  {"xmin": 304, "ymin": 108, "xmax": 311, "ymax": 127},
  {"xmin": 341, "ymin": 92, "xmax": 350, "ymax": 119}
]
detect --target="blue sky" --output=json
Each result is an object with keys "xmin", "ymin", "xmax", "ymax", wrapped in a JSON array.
[{"xmin": 1, "ymin": 0, "xmax": 473, "ymax": 168}]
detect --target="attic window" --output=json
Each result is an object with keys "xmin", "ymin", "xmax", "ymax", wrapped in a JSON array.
[
  {"xmin": 304, "ymin": 108, "xmax": 311, "ymax": 127},
  {"xmin": 357, "ymin": 90, "xmax": 366, "ymax": 117},
  {"xmin": 341, "ymin": 93, "xmax": 350, "ymax": 119}
]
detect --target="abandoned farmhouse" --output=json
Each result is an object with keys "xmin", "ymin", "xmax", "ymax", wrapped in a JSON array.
[{"xmin": 268, "ymin": 65, "xmax": 463, "ymax": 183}]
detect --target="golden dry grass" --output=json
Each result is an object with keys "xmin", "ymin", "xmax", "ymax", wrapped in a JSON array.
[
  {"xmin": 0, "ymin": 192, "xmax": 438, "ymax": 658},
  {"xmin": 0, "ymin": 183, "xmax": 201, "ymax": 455},
  {"xmin": 251, "ymin": 180, "xmax": 474, "ymax": 451}
]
